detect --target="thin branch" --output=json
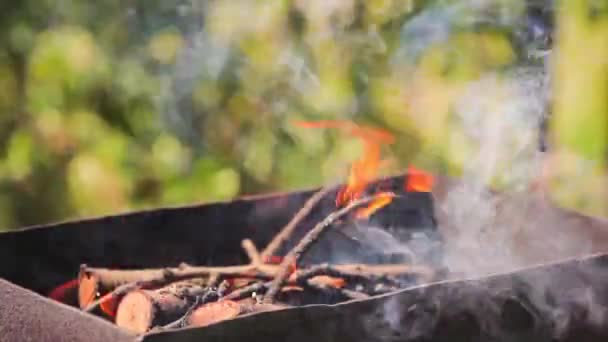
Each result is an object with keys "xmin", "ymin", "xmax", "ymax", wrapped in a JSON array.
[
  {"xmin": 83, "ymin": 261, "xmax": 430, "ymax": 313},
  {"xmin": 222, "ymin": 281, "xmax": 271, "ymax": 301},
  {"xmin": 292, "ymin": 263, "xmax": 434, "ymax": 283},
  {"xmin": 261, "ymin": 187, "xmax": 332, "ymax": 260},
  {"xmin": 242, "ymin": 239, "xmax": 262, "ymax": 266},
  {"xmin": 263, "ymin": 196, "xmax": 379, "ymax": 303},
  {"xmin": 83, "ymin": 240, "xmax": 267, "ymax": 313},
  {"xmin": 84, "ymin": 282, "xmax": 141, "ymax": 313},
  {"xmin": 305, "ymin": 280, "xmax": 370, "ymax": 300}
]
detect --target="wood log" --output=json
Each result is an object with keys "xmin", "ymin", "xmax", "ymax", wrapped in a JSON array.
[
  {"xmin": 78, "ymin": 263, "xmax": 280, "ymax": 309},
  {"xmin": 114, "ymin": 279, "xmax": 208, "ymax": 333},
  {"xmin": 80, "ymin": 262, "xmax": 432, "ymax": 308},
  {"xmin": 78, "ymin": 265, "xmax": 170, "ymax": 309},
  {"xmin": 186, "ymin": 298, "xmax": 286, "ymax": 328}
]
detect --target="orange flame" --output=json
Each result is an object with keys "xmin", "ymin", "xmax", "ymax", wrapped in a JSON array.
[
  {"xmin": 294, "ymin": 120, "xmax": 394, "ymax": 211},
  {"xmin": 337, "ymin": 141, "xmax": 382, "ymax": 206},
  {"xmin": 405, "ymin": 165, "xmax": 434, "ymax": 192},
  {"xmin": 309, "ymin": 275, "xmax": 346, "ymax": 289},
  {"xmin": 294, "ymin": 120, "xmax": 395, "ymax": 144},
  {"xmin": 355, "ymin": 192, "xmax": 395, "ymax": 219}
]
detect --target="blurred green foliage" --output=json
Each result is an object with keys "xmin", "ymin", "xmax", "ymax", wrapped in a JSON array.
[{"xmin": 0, "ymin": 0, "xmax": 606, "ymax": 230}]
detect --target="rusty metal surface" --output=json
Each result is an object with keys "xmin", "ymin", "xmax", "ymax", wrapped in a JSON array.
[
  {"xmin": 143, "ymin": 253, "xmax": 608, "ymax": 342},
  {"xmin": 0, "ymin": 278, "xmax": 135, "ymax": 342}
]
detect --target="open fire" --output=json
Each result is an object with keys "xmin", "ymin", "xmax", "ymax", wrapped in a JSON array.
[
  {"xmin": 2, "ymin": 155, "xmax": 607, "ymax": 342},
  {"xmin": 45, "ymin": 121, "xmax": 440, "ymax": 335}
]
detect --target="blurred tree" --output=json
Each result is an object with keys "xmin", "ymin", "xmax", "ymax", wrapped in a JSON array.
[{"xmin": 0, "ymin": 0, "xmax": 605, "ymax": 231}]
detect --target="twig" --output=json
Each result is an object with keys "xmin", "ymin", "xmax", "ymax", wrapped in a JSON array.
[
  {"xmin": 261, "ymin": 187, "xmax": 332, "ymax": 260},
  {"xmin": 263, "ymin": 196, "xmax": 380, "ymax": 303},
  {"xmin": 340, "ymin": 288, "xmax": 371, "ymax": 300},
  {"xmin": 83, "ymin": 260, "xmax": 432, "ymax": 313},
  {"xmin": 292, "ymin": 263, "xmax": 434, "ymax": 283},
  {"xmin": 83, "ymin": 240, "xmax": 267, "ymax": 313},
  {"xmin": 207, "ymin": 273, "xmax": 220, "ymax": 288},
  {"xmin": 305, "ymin": 281, "xmax": 370, "ymax": 300},
  {"xmin": 84, "ymin": 282, "xmax": 142, "ymax": 313},
  {"xmin": 241, "ymin": 239, "xmax": 262, "ymax": 266},
  {"xmin": 82, "ymin": 266, "xmax": 267, "ymax": 313},
  {"xmin": 222, "ymin": 281, "xmax": 271, "ymax": 301}
]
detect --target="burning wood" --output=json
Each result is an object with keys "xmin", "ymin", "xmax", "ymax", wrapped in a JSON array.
[
  {"xmin": 47, "ymin": 121, "xmax": 440, "ymax": 336},
  {"xmin": 68, "ymin": 191, "xmax": 436, "ymax": 334}
]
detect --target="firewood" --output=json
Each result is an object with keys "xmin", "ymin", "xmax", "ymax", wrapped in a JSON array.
[
  {"xmin": 222, "ymin": 281, "xmax": 271, "ymax": 301},
  {"xmin": 80, "ymin": 240, "xmax": 271, "ymax": 312},
  {"xmin": 114, "ymin": 279, "xmax": 209, "ymax": 333},
  {"xmin": 78, "ymin": 265, "xmax": 171, "ymax": 309},
  {"xmin": 260, "ymin": 187, "xmax": 332, "ymax": 260},
  {"xmin": 186, "ymin": 298, "xmax": 287, "ymax": 328},
  {"xmin": 264, "ymin": 195, "xmax": 390, "ymax": 303},
  {"xmin": 82, "ymin": 261, "xmax": 432, "ymax": 312},
  {"xmin": 291, "ymin": 263, "xmax": 434, "ymax": 283}
]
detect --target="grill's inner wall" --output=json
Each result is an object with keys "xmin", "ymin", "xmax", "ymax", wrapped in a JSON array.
[{"xmin": 0, "ymin": 174, "xmax": 435, "ymax": 297}]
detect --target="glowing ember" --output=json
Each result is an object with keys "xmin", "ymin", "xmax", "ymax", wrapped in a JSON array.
[
  {"xmin": 263, "ymin": 255, "xmax": 284, "ymax": 264},
  {"xmin": 99, "ymin": 292, "xmax": 118, "ymax": 318},
  {"xmin": 405, "ymin": 165, "xmax": 434, "ymax": 192},
  {"xmin": 48, "ymin": 278, "xmax": 79, "ymax": 303},
  {"xmin": 309, "ymin": 275, "xmax": 346, "ymax": 289}
]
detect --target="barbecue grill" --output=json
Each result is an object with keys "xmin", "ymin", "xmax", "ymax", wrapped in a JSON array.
[{"xmin": 1, "ymin": 173, "xmax": 607, "ymax": 342}]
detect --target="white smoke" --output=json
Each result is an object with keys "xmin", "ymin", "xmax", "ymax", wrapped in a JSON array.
[{"xmin": 441, "ymin": 63, "xmax": 553, "ymax": 277}]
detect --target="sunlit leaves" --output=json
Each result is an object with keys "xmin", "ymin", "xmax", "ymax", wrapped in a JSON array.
[
  {"xmin": 243, "ymin": 128, "xmax": 276, "ymax": 182},
  {"xmin": 0, "ymin": 64, "xmax": 18, "ymax": 114},
  {"xmin": 161, "ymin": 157, "xmax": 240, "ymax": 204},
  {"xmin": 5, "ymin": 130, "xmax": 34, "ymax": 181},
  {"xmin": 27, "ymin": 26, "xmax": 109, "ymax": 114},
  {"xmin": 67, "ymin": 153, "xmax": 129, "ymax": 215},
  {"xmin": 549, "ymin": 0, "xmax": 608, "ymax": 215},
  {"xmin": 552, "ymin": 0, "xmax": 608, "ymax": 163},
  {"xmin": 29, "ymin": 26, "xmax": 107, "ymax": 86},
  {"xmin": 148, "ymin": 28, "xmax": 184, "ymax": 64},
  {"xmin": 0, "ymin": 0, "xmax": 607, "ymax": 229},
  {"xmin": 151, "ymin": 133, "xmax": 191, "ymax": 179}
]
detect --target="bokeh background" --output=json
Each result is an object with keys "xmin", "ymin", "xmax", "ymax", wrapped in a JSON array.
[{"xmin": 0, "ymin": 0, "xmax": 606, "ymax": 230}]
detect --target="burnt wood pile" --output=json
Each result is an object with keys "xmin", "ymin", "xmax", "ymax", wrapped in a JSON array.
[{"xmin": 1, "ymin": 174, "xmax": 608, "ymax": 342}]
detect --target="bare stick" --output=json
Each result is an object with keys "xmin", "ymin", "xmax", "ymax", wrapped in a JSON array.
[
  {"xmin": 263, "ymin": 196, "xmax": 379, "ymax": 303},
  {"xmin": 222, "ymin": 281, "xmax": 271, "ymax": 301},
  {"xmin": 305, "ymin": 280, "xmax": 370, "ymax": 300},
  {"xmin": 82, "ymin": 260, "xmax": 433, "ymax": 313},
  {"xmin": 81, "ymin": 265, "xmax": 264, "ymax": 313},
  {"xmin": 82, "ymin": 240, "xmax": 268, "ymax": 313},
  {"xmin": 292, "ymin": 263, "xmax": 434, "ymax": 283},
  {"xmin": 261, "ymin": 187, "xmax": 332, "ymax": 260},
  {"xmin": 84, "ymin": 282, "xmax": 145, "ymax": 313},
  {"xmin": 241, "ymin": 239, "xmax": 262, "ymax": 266}
]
